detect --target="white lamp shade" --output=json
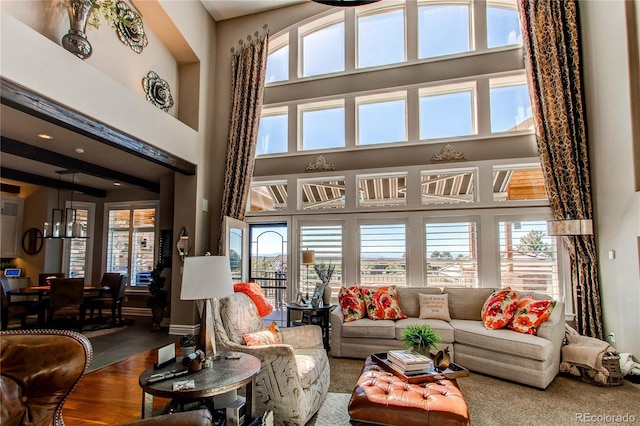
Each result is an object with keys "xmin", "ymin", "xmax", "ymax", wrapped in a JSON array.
[{"xmin": 180, "ymin": 256, "xmax": 234, "ymax": 301}]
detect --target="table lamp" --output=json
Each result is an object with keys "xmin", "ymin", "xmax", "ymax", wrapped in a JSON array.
[
  {"xmin": 301, "ymin": 249, "xmax": 316, "ymax": 301},
  {"xmin": 180, "ymin": 255, "xmax": 234, "ymax": 360}
]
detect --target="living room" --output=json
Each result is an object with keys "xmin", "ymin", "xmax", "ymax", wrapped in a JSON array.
[{"xmin": 1, "ymin": 0, "xmax": 639, "ymax": 424}]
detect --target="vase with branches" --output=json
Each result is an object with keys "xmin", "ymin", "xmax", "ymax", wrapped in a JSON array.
[{"xmin": 313, "ymin": 261, "xmax": 336, "ymax": 305}]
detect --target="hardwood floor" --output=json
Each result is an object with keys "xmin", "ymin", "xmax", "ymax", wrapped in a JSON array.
[{"xmin": 63, "ymin": 348, "xmax": 172, "ymax": 425}]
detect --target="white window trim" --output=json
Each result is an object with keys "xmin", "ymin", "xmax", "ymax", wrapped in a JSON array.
[{"xmin": 62, "ymin": 201, "xmax": 95, "ymax": 285}]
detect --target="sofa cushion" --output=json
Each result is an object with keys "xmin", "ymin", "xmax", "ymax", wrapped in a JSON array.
[
  {"xmin": 507, "ymin": 296, "xmax": 556, "ymax": 335},
  {"xmin": 341, "ymin": 318, "xmax": 397, "ymax": 339},
  {"xmin": 362, "ymin": 286, "xmax": 407, "ymax": 320},
  {"xmin": 295, "ymin": 348, "xmax": 328, "ymax": 388},
  {"xmin": 445, "ymin": 287, "xmax": 497, "ymax": 320},
  {"xmin": 338, "ymin": 286, "xmax": 367, "ymax": 322},
  {"xmin": 396, "ymin": 287, "xmax": 442, "ymax": 318},
  {"xmin": 481, "ymin": 288, "xmax": 519, "ymax": 329},
  {"xmin": 451, "ymin": 319, "xmax": 555, "ymax": 361},
  {"xmin": 219, "ymin": 293, "xmax": 265, "ymax": 344},
  {"xmin": 395, "ymin": 318, "xmax": 455, "ymax": 343},
  {"xmin": 418, "ymin": 293, "xmax": 451, "ymax": 321}
]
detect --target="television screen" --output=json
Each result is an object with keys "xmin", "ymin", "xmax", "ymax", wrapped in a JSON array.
[{"xmin": 3, "ymin": 268, "xmax": 22, "ymax": 278}]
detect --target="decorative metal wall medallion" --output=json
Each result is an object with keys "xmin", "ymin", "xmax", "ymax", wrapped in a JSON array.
[
  {"xmin": 114, "ymin": 1, "xmax": 148, "ymax": 54},
  {"xmin": 142, "ymin": 71, "xmax": 174, "ymax": 112},
  {"xmin": 305, "ymin": 155, "xmax": 335, "ymax": 171},
  {"xmin": 431, "ymin": 144, "xmax": 466, "ymax": 162}
]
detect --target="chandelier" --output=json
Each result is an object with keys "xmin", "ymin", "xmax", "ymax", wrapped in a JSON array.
[
  {"xmin": 311, "ymin": 0, "xmax": 382, "ymax": 6},
  {"xmin": 43, "ymin": 171, "xmax": 87, "ymax": 239}
]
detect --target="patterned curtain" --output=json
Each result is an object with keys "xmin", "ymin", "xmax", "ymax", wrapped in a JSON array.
[
  {"xmin": 218, "ymin": 28, "xmax": 269, "ymax": 253},
  {"xmin": 518, "ymin": 0, "xmax": 603, "ymax": 339}
]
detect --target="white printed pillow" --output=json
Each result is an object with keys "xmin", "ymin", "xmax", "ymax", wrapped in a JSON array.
[{"xmin": 418, "ymin": 293, "xmax": 451, "ymax": 321}]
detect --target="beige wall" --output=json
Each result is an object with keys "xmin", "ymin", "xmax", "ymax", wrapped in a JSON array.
[
  {"xmin": 580, "ymin": 0, "xmax": 640, "ymax": 356},
  {"xmin": 0, "ymin": 1, "xmax": 219, "ymax": 332}
]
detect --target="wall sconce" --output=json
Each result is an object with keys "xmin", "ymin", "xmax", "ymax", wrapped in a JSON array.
[{"xmin": 176, "ymin": 226, "xmax": 192, "ymax": 262}]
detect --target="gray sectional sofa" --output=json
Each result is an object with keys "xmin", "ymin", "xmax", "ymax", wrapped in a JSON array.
[{"xmin": 329, "ymin": 286, "xmax": 565, "ymax": 389}]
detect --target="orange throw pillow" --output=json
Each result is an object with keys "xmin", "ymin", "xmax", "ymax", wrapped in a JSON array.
[
  {"xmin": 234, "ymin": 282, "xmax": 274, "ymax": 317},
  {"xmin": 481, "ymin": 287, "xmax": 519, "ymax": 329},
  {"xmin": 508, "ymin": 295, "xmax": 556, "ymax": 335}
]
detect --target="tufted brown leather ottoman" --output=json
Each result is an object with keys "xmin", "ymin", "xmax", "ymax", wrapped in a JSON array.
[{"xmin": 348, "ymin": 356, "xmax": 470, "ymax": 426}]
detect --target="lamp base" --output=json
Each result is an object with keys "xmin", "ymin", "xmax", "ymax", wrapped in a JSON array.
[{"xmin": 198, "ymin": 300, "xmax": 219, "ymax": 360}]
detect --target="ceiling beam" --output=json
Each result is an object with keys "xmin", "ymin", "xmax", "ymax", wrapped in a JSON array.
[
  {"xmin": 1, "ymin": 137, "xmax": 160, "ymax": 193},
  {"xmin": 1, "ymin": 78, "xmax": 196, "ymax": 176},
  {"xmin": 1, "ymin": 167, "xmax": 107, "ymax": 198}
]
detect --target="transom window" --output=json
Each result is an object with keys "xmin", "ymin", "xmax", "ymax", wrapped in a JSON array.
[
  {"xmin": 490, "ymin": 75, "xmax": 533, "ymax": 132},
  {"xmin": 300, "ymin": 100, "xmax": 345, "ymax": 151},
  {"xmin": 357, "ymin": 92, "xmax": 407, "ymax": 145},
  {"xmin": 301, "ymin": 16, "xmax": 345, "ymax": 77},
  {"xmin": 420, "ymin": 82, "xmax": 476, "ymax": 139},
  {"xmin": 487, "ymin": 0, "xmax": 521, "ymax": 48},
  {"xmin": 257, "ymin": 107, "xmax": 288, "ymax": 155}
]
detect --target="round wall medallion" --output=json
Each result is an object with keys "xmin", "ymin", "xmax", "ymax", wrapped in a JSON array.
[
  {"xmin": 114, "ymin": 1, "xmax": 148, "ymax": 54},
  {"xmin": 22, "ymin": 227, "xmax": 44, "ymax": 255},
  {"xmin": 142, "ymin": 71, "xmax": 174, "ymax": 112}
]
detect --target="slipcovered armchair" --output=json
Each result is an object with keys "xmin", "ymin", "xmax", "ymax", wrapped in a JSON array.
[{"xmin": 212, "ymin": 292, "xmax": 330, "ymax": 425}]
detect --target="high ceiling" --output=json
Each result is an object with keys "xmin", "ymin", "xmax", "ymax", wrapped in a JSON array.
[{"xmin": 0, "ymin": 1, "xmax": 304, "ymax": 198}]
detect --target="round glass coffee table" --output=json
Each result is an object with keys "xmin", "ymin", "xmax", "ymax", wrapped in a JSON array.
[{"xmin": 138, "ymin": 352, "xmax": 260, "ymax": 419}]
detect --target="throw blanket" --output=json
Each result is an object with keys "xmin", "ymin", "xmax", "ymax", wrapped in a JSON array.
[{"xmin": 560, "ymin": 325, "xmax": 617, "ymax": 384}]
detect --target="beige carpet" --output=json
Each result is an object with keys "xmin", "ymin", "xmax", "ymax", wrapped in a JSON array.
[{"xmin": 320, "ymin": 356, "xmax": 640, "ymax": 426}]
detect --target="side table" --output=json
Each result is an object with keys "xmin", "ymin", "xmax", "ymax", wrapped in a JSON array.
[
  {"xmin": 138, "ymin": 352, "xmax": 260, "ymax": 419},
  {"xmin": 286, "ymin": 302, "xmax": 334, "ymax": 350}
]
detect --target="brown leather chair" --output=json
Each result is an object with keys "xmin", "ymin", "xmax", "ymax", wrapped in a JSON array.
[
  {"xmin": 86, "ymin": 273, "xmax": 127, "ymax": 325},
  {"xmin": 0, "ymin": 329, "xmax": 92, "ymax": 425},
  {"xmin": 0, "ymin": 329, "xmax": 212, "ymax": 426},
  {"xmin": 46, "ymin": 278, "xmax": 86, "ymax": 331},
  {"xmin": 1, "ymin": 277, "xmax": 43, "ymax": 330}
]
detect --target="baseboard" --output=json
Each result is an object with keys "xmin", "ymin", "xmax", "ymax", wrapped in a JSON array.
[{"xmin": 169, "ymin": 324, "xmax": 199, "ymax": 336}]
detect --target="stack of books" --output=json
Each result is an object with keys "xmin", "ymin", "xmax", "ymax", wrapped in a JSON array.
[{"xmin": 387, "ymin": 350, "xmax": 433, "ymax": 375}]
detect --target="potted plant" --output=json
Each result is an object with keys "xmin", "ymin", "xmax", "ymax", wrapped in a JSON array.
[
  {"xmin": 180, "ymin": 334, "xmax": 198, "ymax": 356},
  {"xmin": 401, "ymin": 324, "xmax": 441, "ymax": 357},
  {"xmin": 146, "ymin": 261, "xmax": 168, "ymax": 330},
  {"xmin": 61, "ymin": 0, "xmax": 125, "ymax": 59}
]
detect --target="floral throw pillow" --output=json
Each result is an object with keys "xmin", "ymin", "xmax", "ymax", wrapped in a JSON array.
[
  {"xmin": 481, "ymin": 288, "xmax": 519, "ymax": 330},
  {"xmin": 242, "ymin": 321, "xmax": 282, "ymax": 346},
  {"xmin": 362, "ymin": 286, "xmax": 407, "ymax": 321},
  {"xmin": 508, "ymin": 295, "xmax": 556, "ymax": 335},
  {"xmin": 338, "ymin": 286, "xmax": 366, "ymax": 322}
]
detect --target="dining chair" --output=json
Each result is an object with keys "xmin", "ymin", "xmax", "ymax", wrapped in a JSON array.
[
  {"xmin": 46, "ymin": 278, "xmax": 86, "ymax": 332},
  {"xmin": 0, "ymin": 277, "xmax": 43, "ymax": 330},
  {"xmin": 86, "ymin": 273, "xmax": 127, "ymax": 326},
  {"xmin": 38, "ymin": 273, "xmax": 65, "ymax": 286}
]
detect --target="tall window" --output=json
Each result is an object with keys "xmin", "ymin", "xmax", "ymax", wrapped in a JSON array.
[
  {"xmin": 105, "ymin": 202, "xmax": 158, "ymax": 287},
  {"xmin": 266, "ymin": 34, "xmax": 289, "ymax": 83},
  {"xmin": 357, "ymin": 92, "xmax": 407, "ymax": 145},
  {"xmin": 498, "ymin": 219, "xmax": 559, "ymax": 298},
  {"xmin": 257, "ymin": 107, "xmax": 288, "ymax": 155},
  {"xmin": 418, "ymin": 2, "xmax": 471, "ymax": 59},
  {"xmin": 359, "ymin": 223, "xmax": 406, "ymax": 286},
  {"xmin": 487, "ymin": 0, "xmax": 521, "ymax": 48},
  {"xmin": 490, "ymin": 75, "xmax": 532, "ymax": 132},
  {"xmin": 300, "ymin": 101, "xmax": 345, "ymax": 150},
  {"xmin": 420, "ymin": 83, "xmax": 475, "ymax": 139},
  {"xmin": 357, "ymin": 9, "xmax": 405, "ymax": 68},
  {"xmin": 302, "ymin": 21, "xmax": 345, "ymax": 77},
  {"xmin": 425, "ymin": 221, "xmax": 478, "ymax": 287}
]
